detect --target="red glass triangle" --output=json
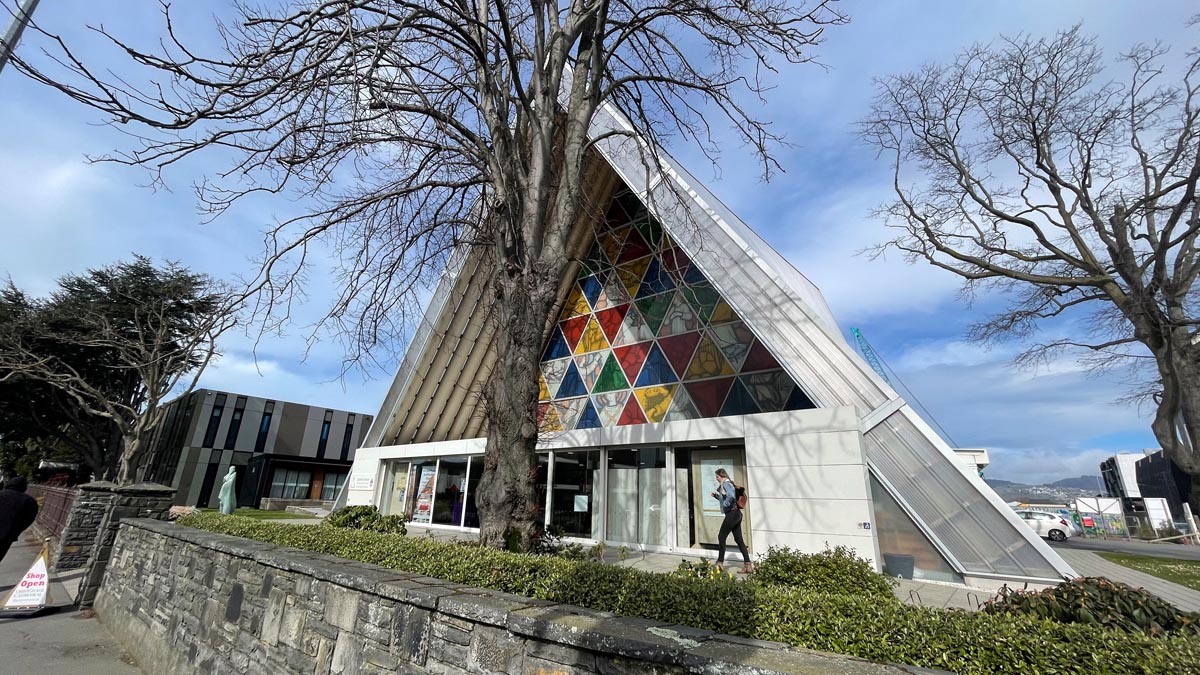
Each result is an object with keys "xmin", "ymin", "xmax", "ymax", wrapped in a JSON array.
[
  {"xmin": 605, "ymin": 199, "xmax": 631, "ymax": 229},
  {"xmin": 617, "ymin": 395, "xmax": 648, "ymax": 426},
  {"xmin": 741, "ymin": 339, "xmax": 781, "ymax": 372},
  {"xmin": 657, "ymin": 331, "xmax": 702, "ymax": 376},
  {"xmin": 595, "ymin": 303, "xmax": 631, "ymax": 343},
  {"xmin": 560, "ymin": 315, "xmax": 591, "ymax": 352},
  {"xmin": 661, "ymin": 245, "xmax": 691, "ymax": 278},
  {"xmin": 617, "ymin": 227, "xmax": 652, "ymax": 264},
  {"xmin": 613, "ymin": 342, "xmax": 652, "ymax": 382},
  {"xmin": 685, "ymin": 378, "xmax": 735, "ymax": 418}
]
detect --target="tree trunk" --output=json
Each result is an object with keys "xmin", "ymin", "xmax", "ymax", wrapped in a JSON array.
[
  {"xmin": 475, "ymin": 268, "xmax": 554, "ymax": 549},
  {"xmin": 1151, "ymin": 348, "xmax": 1200, "ymax": 510}
]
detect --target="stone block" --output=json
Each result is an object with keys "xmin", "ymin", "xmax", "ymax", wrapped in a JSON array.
[
  {"xmin": 524, "ymin": 641, "xmax": 596, "ymax": 669},
  {"xmin": 324, "ymin": 585, "xmax": 361, "ymax": 632},
  {"xmin": 393, "ymin": 604, "xmax": 431, "ymax": 665},
  {"xmin": 278, "ymin": 604, "xmax": 306, "ymax": 650},
  {"xmin": 522, "ymin": 656, "xmax": 593, "ymax": 675},
  {"xmin": 468, "ymin": 625, "xmax": 524, "ymax": 674},
  {"xmin": 331, "ymin": 631, "xmax": 364, "ymax": 675},
  {"xmin": 433, "ymin": 620, "xmax": 473, "ymax": 647}
]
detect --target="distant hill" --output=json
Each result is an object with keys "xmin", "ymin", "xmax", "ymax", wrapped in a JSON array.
[
  {"xmin": 1049, "ymin": 475, "xmax": 1104, "ymax": 490},
  {"xmin": 983, "ymin": 476, "xmax": 1105, "ymax": 504}
]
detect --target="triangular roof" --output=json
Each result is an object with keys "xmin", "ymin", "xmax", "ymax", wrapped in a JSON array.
[{"xmin": 361, "ymin": 98, "xmax": 1075, "ymax": 584}]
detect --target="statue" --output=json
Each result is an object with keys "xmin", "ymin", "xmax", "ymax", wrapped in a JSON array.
[{"xmin": 218, "ymin": 466, "xmax": 237, "ymax": 515}]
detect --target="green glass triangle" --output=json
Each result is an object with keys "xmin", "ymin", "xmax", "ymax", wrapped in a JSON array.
[
  {"xmin": 578, "ymin": 241, "xmax": 611, "ymax": 278},
  {"xmin": 636, "ymin": 293, "xmax": 672, "ymax": 335},
  {"xmin": 681, "ymin": 283, "xmax": 722, "ymax": 324},
  {"xmin": 592, "ymin": 353, "xmax": 630, "ymax": 393},
  {"xmin": 635, "ymin": 216, "xmax": 663, "ymax": 248}
]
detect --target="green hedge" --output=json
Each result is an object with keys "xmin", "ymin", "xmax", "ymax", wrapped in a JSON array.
[{"xmin": 176, "ymin": 513, "xmax": 1200, "ymax": 674}]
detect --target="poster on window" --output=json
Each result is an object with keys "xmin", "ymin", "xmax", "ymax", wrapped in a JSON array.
[
  {"xmin": 699, "ymin": 459, "xmax": 734, "ymax": 515},
  {"xmin": 411, "ymin": 466, "xmax": 437, "ymax": 524}
]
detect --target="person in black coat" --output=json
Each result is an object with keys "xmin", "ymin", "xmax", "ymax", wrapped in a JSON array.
[{"xmin": 0, "ymin": 477, "xmax": 39, "ymax": 563}]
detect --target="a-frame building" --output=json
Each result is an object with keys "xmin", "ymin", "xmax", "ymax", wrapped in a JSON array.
[{"xmin": 344, "ymin": 99, "xmax": 1076, "ymax": 588}]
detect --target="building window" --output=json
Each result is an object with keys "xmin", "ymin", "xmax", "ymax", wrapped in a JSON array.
[
  {"xmin": 222, "ymin": 397, "xmax": 248, "ymax": 450},
  {"xmin": 201, "ymin": 394, "xmax": 227, "ymax": 448},
  {"xmin": 321, "ymin": 472, "xmax": 347, "ymax": 500},
  {"xmin": 317, "ymin": 410, "xmax": 334, "ymax": 458},
  {"xmin": 268, "ymin": 468, "xmax": 312, "ymax": 500},
  {"xmin": 255, "ymin": 401, "xmax": 275, "ymax": 454},
  {"xmin": 340, "ymin": 414, "xmax": 356, "ymax": 461}
]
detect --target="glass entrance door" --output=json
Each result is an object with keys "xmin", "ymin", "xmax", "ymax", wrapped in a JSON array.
[{"xmin": 605, "ymin": 448, "xmax": 670, "ymax": 548}]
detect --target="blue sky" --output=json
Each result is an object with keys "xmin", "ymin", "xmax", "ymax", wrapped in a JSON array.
[{"xmin": 0, "ymin": 1, "xmax": 1193, "ymax": 483}]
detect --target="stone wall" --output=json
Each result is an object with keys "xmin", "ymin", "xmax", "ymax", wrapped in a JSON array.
[
  {"xmin": 52, "ymin": 482, "xmax": 116, "ymax": 571},
  {"xmin": 96, "ymin": 519, "xmax": 942, "ymax": 675},
  {"xmin": 76, "ymin": 483, "xmax": 176, "ymax": 606}
]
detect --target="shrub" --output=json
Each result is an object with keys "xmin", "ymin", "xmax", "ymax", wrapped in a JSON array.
[
  {"xmin": 752, "ymin": 545, "xmax": 897, "ymax": 601},
  {"xmin": 675, "ymin": 558, "xmax": 736, "ymax": 583},
  {"xmin": 173, "ymin": 513, "xmax": 1200, "ymax": 674},
  {"xmin": 325, "ymin": 505, "xmax": 407, "ymax": 535},
  {"xmin": 982, "ymin": 576, "xmax": 1200, "ymax": 637}
]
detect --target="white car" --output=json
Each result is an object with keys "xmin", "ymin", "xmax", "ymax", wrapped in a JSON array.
[{"xmin": 1015, "ymin": 510, "xmax": 1073, "ymax": 542}]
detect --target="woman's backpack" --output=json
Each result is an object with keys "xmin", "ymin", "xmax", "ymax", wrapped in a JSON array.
[{"xmin": 734, "ymin": 482, "xmax": 748, "ymax": 510}]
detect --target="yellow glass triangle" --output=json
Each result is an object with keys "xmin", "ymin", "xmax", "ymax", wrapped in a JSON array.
[
  {"xmin": 601, "ymin": 227, "xmax": 629, "ymax": 264},
  {"xmin": 635, "ymin": 385, "xmax": 677, "ymax": 423},
  {"xmin": 562, "ymin": 284, "xmax": 591, "ymax": 318},
  {"xmin": 709, "ymin": 298, "xmax": 737, "ymax": 324},
  {"xmin": 617, "ymin": 257, "xmax": 652, "ymax": 296},
  {"xmin": 538, "ymin": 374, "xmax": 550, "ymax": 402},
  {"xmin": 686, "ymin": 333, "xmax": 736, "ymax": 379},
  {"xmin": 574, "ymin": 316, "xmax": 610, "ymax": 354},
  {"xmin": 539, "ymin": 404, "xmax": 563, "ymax": 433}
]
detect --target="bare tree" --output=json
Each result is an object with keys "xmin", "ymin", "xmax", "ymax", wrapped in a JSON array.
[
  {"xmin": 9, "ymin": 0, "xmax": 844, "ymax": 546},
  {"xmin": 0, "ymin": 257, "xmax": 237, "ymax": 483},
  {"xmin": 862, "ymin": 25, "xmax": 1200, "ymax": 497}
]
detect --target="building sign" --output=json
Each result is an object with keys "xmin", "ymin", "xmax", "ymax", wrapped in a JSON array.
[
  {"xmin": 350, "ymin": 474, "xmax": 374, "ymax": 490},
  {"xmin": 411, "ymin": 465, "xmax": 437, "ymax": 524}
]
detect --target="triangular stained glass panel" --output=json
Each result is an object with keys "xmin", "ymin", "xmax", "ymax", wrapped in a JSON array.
[
  {"xmin": 658, "ymin": 331, "xmax": 702, "ymax": 377},
  {"xmin": 617, "ymin": 227, "xmax": 653, "ymax": 264},
  {"xmin": 634, "ymin": 215, "xmax": 663, "ymax": 249},
  {"xmin": 680, "ymin": 282, "xmax": 722, "ymax": 324},
  {"xmin": 617, "ymin": 257, "xmax": 652, "ymax": 297},
  {"xmin": 592, "ymin": 353, "xmax": 630, "ymax": 393},
  {"xmin": 595, "ymin": 304, "xmax": 630, "ymax": 343},
  {"xmin": 538, "ymin": 373, "xmax": 550, "ymax": 402},
  {"xmin": 741, "ymin": 339, "xmax": 782, "ymax": 372},
  {"xmin": 709, "ymin": 298, "xmax": 737, "ymax": 325},
  {"xmin": 658, "ymin": 292, "xmax": 703, "ymax": 337},
  {"xmin": 785, "ymin": 385, "xmax": 818, "ymax": 411},
  {"xmin": 562, "ymin": 283, "xmax": 592, "ymax": 318},
  {"xmin": 720, "ymin": 378, "xmax": 760, "ymax": 417},
  {"xmin": 664, "ymin": 385, "xmax": 700, "ymax": 422},
  {"xmin": 553, "ymin": 397, "xmax": 587, "ymax": 430},
  {"xmin": 538, "ymin": 403, "xmax": 563, "ymax": 433},
  {"xmin": 683, "ymin": 263, "xmax": 708, "ymax": 287},
  {"xmin": 604, "ymin": 198, "xmax": 632, "ymax": 229},
  {"xmin": 617, "ymin": 395, "xmax": 648, "ymax": 426},
  {"xmin": 592, "ymin": 390, "xmax": 630, "ymax": 427},
  {"xmin": 595, "ymin": 270, "xmax": 632, "ymax": 310},
  {"xmin": 575, "ymin": 317, "xmax": 610, "ymax": 354},
  {"xmin": 635, "ymin": 384, "xmax": 677, "ymax": 423},
  {"xmin": 741, "ymin": 370, "xmax": 797, "ymax": 413},
  {"xmin": 685, "ymin": 333, "xmax": 736, "ymax": 380},
  {"xmin": 601, "ymin": 227, "xmax": 629, "ymax": 265},
  {"xmin": 710, "ymin": 321, "xmax": 756, "ymax": 372},
  {"xmin": 559, "ymin": 315, "xmax": 591, "ymax": 353},
  {"xmin": 635, "ymin": 343, "xmax": 678, "ymax": 387},
  {"xmin": 574, "ymin": 351, "xmax": 608, "ymax": 392},
  {"xmin": 613, "ymin": 304, "xmax": 657, "ymax": 346},
  {"xmin": 580, "ymin": 274, "xmax": 604, "ymax": 309},
  {"xmin": 685, "ymin": 378, "xmax": 735, "ymax": 418},
  {"xmin": 616, "ymin": 190, "xmax": 647, "ymax": 221},
  {"xmin": 636, "ymin": 257, "xmax": 676, "ymax": 298},
  {"xmin": 613, "ymin": 342, "xmax": 652, "ymax": 382},
  {"xmin": 576, "ymin": 398, "xmax": 603, "ymax": 430},
  {"xmin": 541, "ymin": 358, "xmax": 571, "ymax": 399},
  {"xmin": 542, "ymin": 328, "xmax": 571, "ymax": 361},
  {"xmin": 635, "ymin": 293, "xmax": 673, "ymax": 335},
  {"xmin": 555, "ymin": 361, "xmax": 588, "ymax": 399},
  {"xmin": 578, "ymin": 242, "xmax": 610, "ymax": 279},
  {"xmin": 661, "ymin": 245, "xmax": 691, "ymax": 280}
]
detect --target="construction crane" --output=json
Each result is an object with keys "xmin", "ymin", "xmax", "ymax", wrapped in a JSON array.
[
  {"xmin": 0, "ymin": 0, "xmax": 41, "ymax": 77},
  {"xmin": 850, "ymin": 327, "xmax": 890, "ymax": 384}
]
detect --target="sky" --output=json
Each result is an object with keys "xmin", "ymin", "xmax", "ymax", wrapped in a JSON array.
[{"xmin": 0, "ymin": 1, "xmax": 1194, "ymax": 484}]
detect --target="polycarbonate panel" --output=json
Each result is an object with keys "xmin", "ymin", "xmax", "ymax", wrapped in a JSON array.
[{"xmin": 864, "ymin": 411, "xmax": 1065, "ymax": 580}]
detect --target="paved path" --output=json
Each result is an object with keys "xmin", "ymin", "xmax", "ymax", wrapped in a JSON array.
[
  {"xmin": 1054, "ymin": 548, "xmax": 1200, "ymax": 612},
  {"xmin": 0, "ymin": 532, "xmax": 142, "ymax": 675},
  {"xmin": 1052, "ymin": 538, "xmax": 1200, "ymax": 561}
]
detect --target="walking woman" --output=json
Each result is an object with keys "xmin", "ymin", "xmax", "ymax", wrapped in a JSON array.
[{"xmin": 711, "ymin": 468, "xmax": 753, "ymax": 574}]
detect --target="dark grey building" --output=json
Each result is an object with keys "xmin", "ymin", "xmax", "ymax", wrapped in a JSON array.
[
  {"xmin": 143, "ymin": 388, "xmax": 372, "ymax": 508},
  {"xmin": 1134, "ymin": 450, "xmax": 1192, "ymax": 524}
]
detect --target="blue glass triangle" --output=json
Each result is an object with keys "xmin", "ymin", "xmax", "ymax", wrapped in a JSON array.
[
  {"xmin": 634, "ymin": 343, "xmax": 678, "ymax": 387},
  {"xmin": 543, "ymin": 327, "xmax": 571, "ymax": 361},
  {"xmin": 683, "ymin": 263, "xmax": 708, "ymax": 286},
  {"xmin": 636, "ymin": 257, "xmax": 676, "ymax": 298},
  {"xmin": 720, "ymin": 378, "xmax": 760, "ymax": 416},
  {"xmin": 784, "ymin": 385, "xmax": 817, "ymax": 411},
  {"xmin": 576, "ymin": 398, "xmax": 602, "ymax": 429},
  {"xmin": 580, "ymin": 274, "xmax": 604, "ymax": 309},
  {"xmin": 556, "ymin": 360, "xmax": 589, "ymax": 399}
]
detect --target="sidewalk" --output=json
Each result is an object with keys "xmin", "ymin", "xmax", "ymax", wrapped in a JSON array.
[
  {"xmin": 0, "ymin": 531, "xmax": 142, "ymax": 675},
  {"xmin": 1055, "ymin": 548, "xmax": 1200, "ymax": 612}
]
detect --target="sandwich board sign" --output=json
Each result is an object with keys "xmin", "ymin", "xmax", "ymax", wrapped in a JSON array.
[{"xmin": 1, "ymin": 542, "xmax": 51, "ymax": 616}]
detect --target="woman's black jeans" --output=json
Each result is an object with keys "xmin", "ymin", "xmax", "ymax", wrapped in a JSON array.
[{"xmin": 716, "ymin": 509, "xmax": 750, "ymax": 564}]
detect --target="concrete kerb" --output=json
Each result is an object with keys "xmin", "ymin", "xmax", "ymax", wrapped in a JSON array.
[{"xmin": 105, "ymin": 518, "xmax": 948, "ymax": 675}]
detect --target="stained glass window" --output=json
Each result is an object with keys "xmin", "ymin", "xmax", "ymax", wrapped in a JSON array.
[{"xmin": 538, "ymin": 189, "xmax": 816, "ymax": 431}]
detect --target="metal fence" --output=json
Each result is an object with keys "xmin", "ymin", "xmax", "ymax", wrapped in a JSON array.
[{"xmin": 27, "ymin": 484, "xmax": 80, "ymax": 538}]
